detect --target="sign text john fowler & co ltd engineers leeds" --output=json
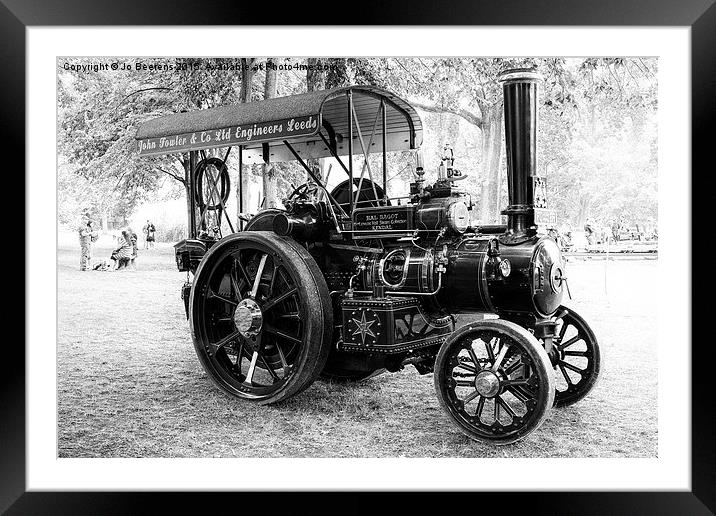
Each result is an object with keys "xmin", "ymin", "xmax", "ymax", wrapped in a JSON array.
[{"xmin": 137, "ymin": 115, "xmax": 320, "ymax": 156}]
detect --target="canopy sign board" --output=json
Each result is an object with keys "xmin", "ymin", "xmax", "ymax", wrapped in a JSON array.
[{"xmin": 137, "ymin": 114, "xmax": 321, "ymax": 156}]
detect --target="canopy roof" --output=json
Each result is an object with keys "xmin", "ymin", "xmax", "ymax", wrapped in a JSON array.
[{"xmin": 135, "ymin": 85, "xmax": 423, "ymax": 163}]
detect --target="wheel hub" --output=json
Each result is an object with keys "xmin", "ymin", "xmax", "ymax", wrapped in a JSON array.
[
  {"xmin": 474, "ymin": 370, "xmax": 501, "ymax": 398},
  {"xmin": 233, "ymin": 298, "xmax": 263, "ymax": 338}
]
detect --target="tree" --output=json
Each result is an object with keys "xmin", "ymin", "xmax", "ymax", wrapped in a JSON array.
[
  {"xmin": 545, "ymin": 58, "xmax": 657, "ymax": 227},
  {"xmin": 351, "ymin": 57, "xmax": 656, "ymax": 228},
  {"xmin": 57, "ymin": 57, "xmax": 657, "ymax": 237},
  {"xmin": 360, "ymin": 58, "xmax": 536, "ymax": 223},
  {"xmin": 57, "ymin": 57, "xmax": 250, "ymax": 232},
  {"xmin": 262, "ymin": 58, "xmax": 279, "ymax": 209},
  {"xmin": 57, "ymin": 58, "xmax": 183, "ymax": 226},
  {"xmin": 234, "ymin": 58, "xmax": 256, "ymax": 225}
]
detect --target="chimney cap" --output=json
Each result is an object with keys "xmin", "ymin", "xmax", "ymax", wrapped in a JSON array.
[{"xmin": 498, "ymin": 68, "xmax": 542, "ymax": 84}]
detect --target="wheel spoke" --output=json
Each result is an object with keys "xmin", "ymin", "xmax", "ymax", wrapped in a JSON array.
[
  {"xmin": 559, "ymin": 334, "xmax": 581, "ymax": 349},
  {"xmin": 245, "ymin": 351, "xmax": 259, "ymax": 385},
  {"xmin": 210, "ymin": 330, "xmax": 240, "ymax": 351},
  {"xmin": 505, "ymin": 360, "xmax": 524, "ymax": 376},
  {"xmin": 275, "ymin": 342, "xmax": 289, "ymax": 373},
  {"xmin": 456, "ymin": 361, "xmax": 477, "ymax": 373},
  {"xmin": 230, "ymin": 261, "xmax": 243, "ymax": 298},
  {"xmin": 463, "ymin": 390, "xmax": 480, "ymax": 404},
  {"xmin": 264, "ymin": 325, "xmax": 302, "ymax": 345},
  {"xmin": 235, "ymin": 340, "xmax": 245, "ymax": 368},
  {"xmin": 476, "ymin": 396, "xmax": 486, "ymax": 419},
  {"xmin": 263, "ymin": 288, "xmax": 299, "ymax": 312},
  {"xmin": 276, "ymin": 312, "xmax": 301, "ymax": 322},
  {"xmin": 502, "ymin": 378, "xmax": 529, "ymax": 388},
  {"xmin": 207, "ymin": 287, "xmax": 237, "ymax": 307},
  {"xmin": 507, "ymin": 386, "xmax": 531, "ymax": 403},
  {"xmin": 561, "ymin": 361, "xmax": 585, "ymax": 374},
  {"xmin": 466, "ymin": 344, "xmax": 481, "ymax": 370},
  {"xmin": 492, "ymin": 342, "xmax": 510, "ymax": 371},
  {"xmin": 250, "ymin": 254, "xmax": 268, "ymax": 299},
  {"xmin": 563, "ymin": 350, "xmax": 589, "ymax": 357},
  {"xmin": 258, "ymin": 353, "xmax": 280, "ymax": 382},
  {"xmin": 267, "ymin": 261, "xmax": 278, "ymax": 298},
  {"xmin": 484, "ymin": 338, "xmax": 495, "ymax": 362},
  {"xmin": 558, "ymin": 362, "xmax": 574, "ymax": 386},
  {"xmin": 558, "ymin": 319, "xmax": 569, "ymax": 340},
  {"xmin": 496, "ymin": 396, "xmax": 516, "ymax": 419},
  {"xmin": 454, "ymin": 379, "xmax": 475, "ymax": 387},
  {"xmin": 235, "ymin": 253, "xmax": 252, "ymax": 286}
]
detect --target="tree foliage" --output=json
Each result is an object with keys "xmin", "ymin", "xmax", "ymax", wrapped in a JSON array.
[{"xmin": 57, "ymin": 57, "xmax": 657, "ymax": 232}]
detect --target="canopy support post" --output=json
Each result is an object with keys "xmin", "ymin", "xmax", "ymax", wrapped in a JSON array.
[
  {"xmin": 381, "ymin": 98, "xmax": 388, "ymax": 200},
  {"xmin": 322, "ymin": 120, "xmax": 337, "ymax": 151},
  {"xmin": 350, "ymin": 101, "xmax": 382, "ymax": 212},
  {"xmin": 348, "ymin": 90, "xmax": 353, "ymax": 212},
  {"xmin": 319, "ymin": 132, "xmax": 351, "ymax": 177},
  {"xmin": 188, "ymin": 150, "xmax": 198, "ymax": 239},
  {"xmin": 238, "ymin": 145, "xmax": 244, "ymax": 230}
]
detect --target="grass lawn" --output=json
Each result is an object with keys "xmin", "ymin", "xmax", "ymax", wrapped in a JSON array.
[{"xmin": 57, "ymin": 242, "xmax": 657, "ymax": 458}]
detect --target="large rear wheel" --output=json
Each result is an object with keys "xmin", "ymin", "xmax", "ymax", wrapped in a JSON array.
[{"xmin": 189, "ymin": 231, "xmax": 332, "ymax": 404}]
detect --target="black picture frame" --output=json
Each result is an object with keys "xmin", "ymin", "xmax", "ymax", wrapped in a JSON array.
[{"xmin": 6, "ymin": 1, "xmax": 710, "ymax": 513}]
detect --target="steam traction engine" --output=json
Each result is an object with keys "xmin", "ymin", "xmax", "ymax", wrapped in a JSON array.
[{"xmin": 136, "ymin": 69, "xmax": 600, "ymax": 444}]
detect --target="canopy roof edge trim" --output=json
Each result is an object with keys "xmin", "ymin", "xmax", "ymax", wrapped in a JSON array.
[{"xmin": 134, "ymin": 85, "xmax": 423, "ymax": 159}]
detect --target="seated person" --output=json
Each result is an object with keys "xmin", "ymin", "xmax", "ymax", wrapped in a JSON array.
[
  {"xmin": 128, "ymin": 228, "xmax": 138, "ymax": 268},
  {"xmin": 110, "ymin": 230, "xmax": 134, "ymax": 269}
]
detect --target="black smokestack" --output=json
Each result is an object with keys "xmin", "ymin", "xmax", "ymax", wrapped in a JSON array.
[{"xmin": 498, "ymin": 68, "xmax": 541, "ymax": 245}]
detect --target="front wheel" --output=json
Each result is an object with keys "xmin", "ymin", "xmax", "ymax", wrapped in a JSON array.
[
  {"xmin": 548, "ymin": 306, "xmax": 601, "ymax": 407},
  {"xmin": 189, "ymin": 231, "xmax": 332, "ymax": 404},
  {"xmin": 434, "ymin": 320, "xmax": 555, "ymax": 445}
]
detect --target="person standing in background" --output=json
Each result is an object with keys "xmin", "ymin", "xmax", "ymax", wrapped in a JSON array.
[
  {"xmin": 143, "ymin": 219, "xmax": 156, "ymax": 249},
  {"xmin": 78, "ymin": 210, "xmax": 97, "ymax": 271}
]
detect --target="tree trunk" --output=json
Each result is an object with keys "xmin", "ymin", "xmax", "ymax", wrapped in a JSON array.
[
  {"xmin": 262, "ymin": 59, "xmax": 279, "ymax": 209},
  {"xmin": 576, "ymin": 197, "xmax": 592, "ymax": 228},
  {"xmin": 241, "ymin": 167, "xmax": 251, "ymax": 214},
  {"xmin": 306, "ymin": 58, "xmax": 327, "ymax": 184},
  {"xmin": 479, "ymin": 104, "xmax": 504, "ymax": 224},
  {"xmin": 240, "ymin": 58, "xmax": 255, "ymax": 103},
  {"xmin": 307, "ymin": 58, "xmax": 326, "ymax": 91},
  {"xmin": 236, "ymin": 59, "xmax": 255, "ymax": 227}
]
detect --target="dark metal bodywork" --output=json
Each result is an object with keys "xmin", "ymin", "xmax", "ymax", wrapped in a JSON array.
[{"xmin": 137, "ymin": 74, "xmax": 581, "ymax": 389}]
